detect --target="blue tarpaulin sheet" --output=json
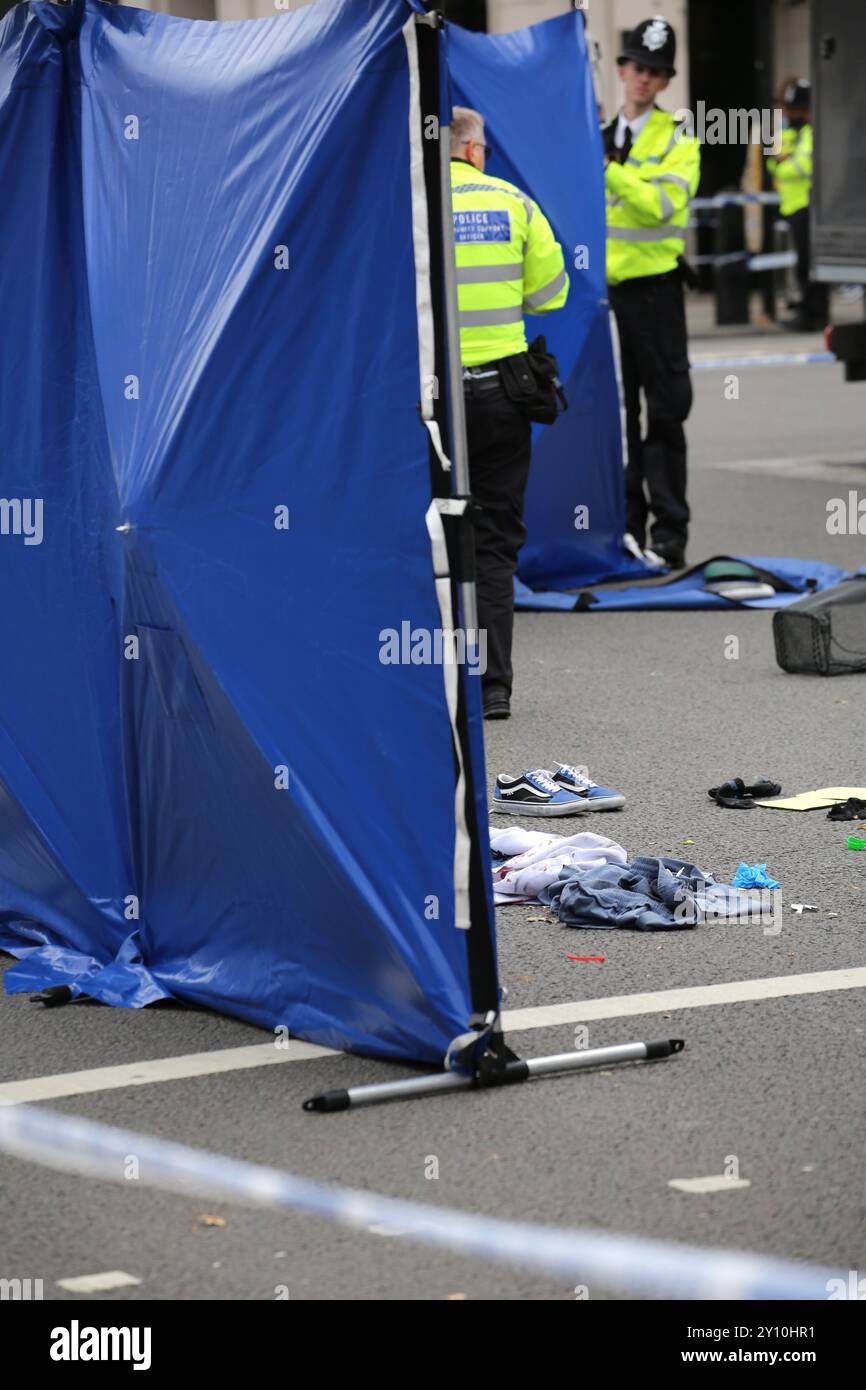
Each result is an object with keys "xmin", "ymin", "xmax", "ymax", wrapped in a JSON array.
[
  {"xmin": 448, "ymin": 11, "xmax": 650, "ymax": 591},
  {"xmin": 514, "ymin": 556, "xmax": 851, "ymax": 612},
  {"xmin": 0, "ymin": 0, "xmax": 496, "ymax": 1064}
]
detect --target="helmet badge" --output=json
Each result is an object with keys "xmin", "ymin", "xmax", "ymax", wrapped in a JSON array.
[{"xmin": 642, "ymin": 18, "xmax": 669, "ymax": 52}]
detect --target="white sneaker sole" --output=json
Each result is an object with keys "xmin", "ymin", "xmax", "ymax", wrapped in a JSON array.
[
  {"xmin": 490, "ymin": 797, "xmax": 591, "ymax": 816},
  {"xmin": 581, "ymin": 794, "xmax": 626, "ymax": 811}
]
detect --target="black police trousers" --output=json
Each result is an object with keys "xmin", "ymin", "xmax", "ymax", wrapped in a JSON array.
[
  {"xmin": 610, "ymin": 269, "xmax": 693, "ymax": 555},
  {"xmin": 463, "ymin": 375, "xmax": 532, "ymax": 698},
  {"xmin": 788, "ymin": 206, "xmax": 829, "ymax": 329}
]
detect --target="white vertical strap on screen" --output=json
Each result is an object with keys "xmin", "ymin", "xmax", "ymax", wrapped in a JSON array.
[
  {"xmin": 403, "ymin": 16, "xmax": 445, "ymax": 446},
  {"xmin": 404, "ymin": 15, "xmax": 468, "ymax": 931},
  {"xmin": 424, "ymin": 417, "xmax": 451, "ymax": 473},
  {"xmin": 425, "ymin": 498, "xmax": 472, "ymax": 932},
  {"xmin": 607, "ymin": 307, "xmax": 629, "ymax": 470}
]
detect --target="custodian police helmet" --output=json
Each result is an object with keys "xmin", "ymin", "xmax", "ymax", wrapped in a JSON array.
[
  {"xmin": 783, "ymin": 79, "xmax": 811, "ymax": 113},
  {"xmin": 617, "ymin": 15, "xmax": 677, "ymax": 77}
]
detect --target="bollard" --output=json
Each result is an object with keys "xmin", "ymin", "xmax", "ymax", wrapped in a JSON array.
[{"xmin": 714, "ymin": 197, "xmax": 750, "ymax": 325}]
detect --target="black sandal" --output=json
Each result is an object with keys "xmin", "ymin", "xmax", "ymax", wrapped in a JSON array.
[
  {"xmin": 827, "ymin": 797, "xmax": 866, "ymax": 822},
  {"xmin": 708, "ymin": 777, "xmax": 782, "ymax": 809}
]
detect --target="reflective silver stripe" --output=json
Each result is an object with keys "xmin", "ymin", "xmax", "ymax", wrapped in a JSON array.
[
  {"xmin": 458, "ymin": 305, "xmax": 524, "ymax": 326},
  {"xmin": 653, "ymin": 172, "xmax": 691, "ymax": 194},
  {"xmin": 456, "ymin": 263, "xmax": 521, "ymax": 284},
  {"xmin": 453, "ymin": 182, "xmax": 505, "ymax": 194},
  {"xmin": 522, "ymin": 268, "xmax": 567, "ymax": 309},
  {"xmin": 608, "ymin": 225, "xmax": 687, "ymax": 242},
  {"xmin": 662, "ymin": 126, "xmax": 687, "ymax": 156},
  {"xmin": 789, "ymin": 158, "xmax": 807, "ymax": 178},
  {"xmin": 453, "ymin": 182, "xmax": 534, "ymax": 223},
  {"xmin": 658, "ymin": 190, "xmax": 676, "ymax": 220},
  {"xmin": 626, "ymin": 131, "xmax": 684, "ymax": 166}
]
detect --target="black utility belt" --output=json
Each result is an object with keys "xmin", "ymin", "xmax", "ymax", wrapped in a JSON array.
[
  {"xmin": 610, "ymin": 257, "xmax": 698, "ymax": 291},
  {"xmin": 463, "ymin": 378, "xmax": 502, "ymax": 398},
  {"xmin": 474, "ymin": 337, "xmax": 568, "ymax": 426},
  {"xmin": 610, "ymin": 267, "xmax": 681, "ymax": 289}
]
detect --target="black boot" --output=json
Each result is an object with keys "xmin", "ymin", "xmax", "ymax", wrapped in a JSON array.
[
  {"xmin": 483, "ymin": 685, "xmax": 511, "ymax": 721},
  {"xmin": 652, "ymin": 541, "xmax": 687, "ymax": 570}
]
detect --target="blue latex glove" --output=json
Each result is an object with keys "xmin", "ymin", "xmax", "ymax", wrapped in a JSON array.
[{"xmin": 731, "ymin": 862, "xmax": 781, "ymax": 889}]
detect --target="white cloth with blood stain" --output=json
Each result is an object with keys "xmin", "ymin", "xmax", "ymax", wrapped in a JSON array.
[{"xmin": 491, "ymin": 828, "xmax": 629, "ymax": 905}]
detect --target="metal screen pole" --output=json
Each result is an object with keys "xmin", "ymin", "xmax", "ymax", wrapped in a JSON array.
[
  {"xmin": 438, "ymin": 120, "xmax": 478, "ymax": 635},
  {"xmin": 304, "ymin": 1039, "xmax": 685, "ymax": 1111}
]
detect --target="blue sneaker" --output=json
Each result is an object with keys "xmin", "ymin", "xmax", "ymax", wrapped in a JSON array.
[
  {"xmin": 552, "ymin": 763, "xmax": 625, "ymax": 811},
  {"xmin": 491, "ymin": 768, "xmax": 590, "ymax": 817}
]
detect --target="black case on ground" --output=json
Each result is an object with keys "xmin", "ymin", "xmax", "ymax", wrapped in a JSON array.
[{"xmin": 773, "ymin": 577, "xmax": 866, "ymax": 675}]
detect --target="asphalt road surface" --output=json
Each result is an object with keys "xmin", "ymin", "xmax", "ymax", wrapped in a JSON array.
[{"xmin": 2, "ymin": 329, "xmax": 865, "ymax": 1301}]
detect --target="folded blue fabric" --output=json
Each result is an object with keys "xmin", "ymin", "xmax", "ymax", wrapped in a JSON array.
[
  {"xmin": 540, "ymin": 856, "xmax": 775, "ymax": 930},
  {"xmin": 731, "ymin": 862, "xmax": 781, "ymax": 889},
  {"xmin": 514, "ymin": 557, "xmax": 850, "ymax": 612}
]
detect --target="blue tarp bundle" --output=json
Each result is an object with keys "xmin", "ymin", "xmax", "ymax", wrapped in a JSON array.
[
  {"xmin": 0, "ymin": 0, "xmax": 499, "ymax": 1064},
  {"xmin": 448, "ymin": 12, "xmax": 650, "ymax": 591},
  {"xmin": 515, "ymin": 556, "xmax": 852, "ymax": 612}
]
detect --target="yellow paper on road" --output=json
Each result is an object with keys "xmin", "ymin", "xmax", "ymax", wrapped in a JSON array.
[{"xmin": 753, "ymin": 788, "xmax": 866, "ymax": 811}]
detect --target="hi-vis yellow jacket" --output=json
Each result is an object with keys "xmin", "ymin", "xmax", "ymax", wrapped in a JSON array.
[
  {"xmin": 605, "ymin": 109, "xmax": 701, "ymax": 286},
  {"xmin": 767, "ymin": 124, "xmax": 813, "ymax": 218},
  {"xmin": 450, "ymin": 160, "xmax": 569, "ymax": 367}
]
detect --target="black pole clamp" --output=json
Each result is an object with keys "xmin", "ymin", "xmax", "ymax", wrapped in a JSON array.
[{"xmin": 445, "ymin": 1010, "xmax": 519, "ymax": 1088}]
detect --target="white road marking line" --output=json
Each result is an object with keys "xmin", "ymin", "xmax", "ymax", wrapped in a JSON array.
[
  {"xmin": 1, "ymin": 968, "xmax": 864, "ymax": 1106},
  {"xmin": 669, "ymin": 1177, "xmax": 751, "ymax": 1194},
  {"xmin": 500, "ymin": 967, "xmax": 866, "ymax": 1033},
  {"xmin": 0, "ymin": 1039, "xmax": 335, "ymax": 1106},
  {"xmin": 56, "ymin": 1270, "xmax": 141, "ymax": 1293},
  {"xmin": 709, "ymin": 448, "xmax": 866, "ymax": 483}
]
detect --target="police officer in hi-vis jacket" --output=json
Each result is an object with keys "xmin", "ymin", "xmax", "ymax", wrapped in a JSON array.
[
  {"xmin": 603, "ymin": 16, "xmax": 701, "ymax": 572},
  {"xmin": 451, "ymin": 106, "xmax": 569, "ymax": 720},
  {"xmin": 768, "ymin": 79, "xmax": 828, "ymax": 333}
]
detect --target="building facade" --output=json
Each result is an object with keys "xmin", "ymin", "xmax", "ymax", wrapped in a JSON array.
[
  {"xmin": 126, "ymin": 0, "xmax": 811, "ymax": 122},
  {"xmin": 0, "ymin": 0, "xmax": 811, "ymax": 121}
]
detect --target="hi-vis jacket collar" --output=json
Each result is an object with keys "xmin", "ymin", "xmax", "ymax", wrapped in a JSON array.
[{"xmin": 623, "ymin": 108, "xmax": 683, "ymax": 165}]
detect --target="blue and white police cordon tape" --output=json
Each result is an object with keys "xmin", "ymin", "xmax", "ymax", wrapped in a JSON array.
[
  {"xmin": 691, "ymin": 193, "xmax": 781, "ymax": 210},
  {"xmin": 0, "ymin": 1103, "xmax": 845, "ymax": 1300},
  {"xmin": 692, "ymin": 352, "xmax": 834, "ymax": 372},
  {"xmin": 689, "ymin": 250, "xmax": 797, "ymax": 271}
]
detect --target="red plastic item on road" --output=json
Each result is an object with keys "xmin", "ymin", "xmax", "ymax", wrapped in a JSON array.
[{"xmin": 565, "ymin": 955, "xmax": 606, "ymax": 962}]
